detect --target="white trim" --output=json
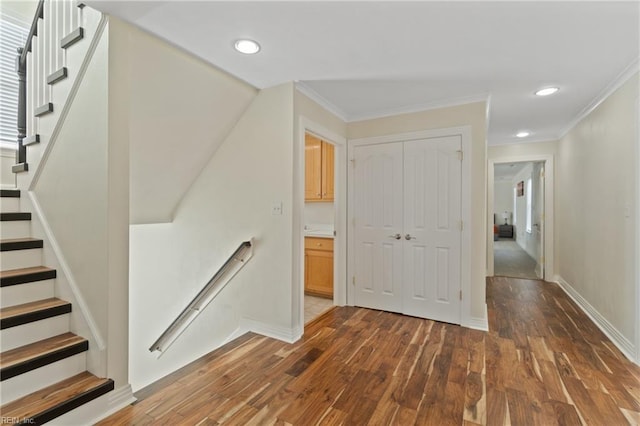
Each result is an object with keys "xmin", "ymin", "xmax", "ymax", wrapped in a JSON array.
[
  {"xmin": 27, "ymin": 191, "xmax": 106, "ymax": 350},
  {"xmin": 347, "ymin": 94, "xmax": 490, "ymax": 123},
  {"xmin": 462, "ymin": 304, "xmax": 489, "ymax": 331},
  {"xmin": 238, "ymin": 318, "xmax": 302, "ymax": 344},
  {"xmin": 554, "ymin": 275, "xmax": 637, "ymax": 364},
  {"xmin": 295, "ymin": 83, "xmax": 349, "ymax": 122},
  {"xmin": 295, "ymin": 81, "xmax": 489, "ymax": 124},
  {"xmin": 347, "ymin": 125, "xmax": 473, "ymax": 327},
  {"xmin": 635, "ymin": 93, "xmax": 640, "ymax": 365},
  {"xmin": 490, "ymin": 137, "xmax": 559, "ymax": 148},
  {"xmin": 296, "ymin": 116, "xmax": 348, "ymax": 335},
  {"xmin": 487, "ymin": 154, "xmax": 554, "ymax": 279},
  {"xmin": 51, "ymin": 384, "xmax": 136, "ymax": 426},
  {"xmin": 558, "ymin": 58, "xmax": 640, "ymax": 140}
]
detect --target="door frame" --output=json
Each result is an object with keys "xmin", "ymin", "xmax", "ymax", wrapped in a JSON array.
[
  {"xmin": 295, "ymin": 116, "xmax": 347, "ymax": 332},
  {"xmin": 487, "ymin": 154, "xmax": 555, "ymax": 279},
  {"xmin": 347, "ymin": 126, "xmax": 472, "ymax": 325}
]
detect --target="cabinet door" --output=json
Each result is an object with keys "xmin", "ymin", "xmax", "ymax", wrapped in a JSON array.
[
  {"xmin": 305, "ymin": 249, "xmax": 334, "ymax": 298},
  {"xmin": 321, "ymin": 141, "xmax": 335, "ymax": 201},
  {"xmin": 305, "ymin": 134, "xmax": 322, "ymax": 201}
]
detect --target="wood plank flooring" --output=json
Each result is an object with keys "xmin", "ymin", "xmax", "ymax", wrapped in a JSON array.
[{"xmin": 99, "ymin": 277, "xmax": 640, "ymax": 425}]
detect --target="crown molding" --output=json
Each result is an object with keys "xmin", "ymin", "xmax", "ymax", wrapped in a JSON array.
[
  {"xmin": 347, "ymin": 93, "xmax": 490, "ymax": 123},
  {"xmin": 295, "ymin": 82, "xmax": 349, "ymax": 122},
  {"xmin": 558, "ymin": 57, "xmax": 639, "ymax": 140}
]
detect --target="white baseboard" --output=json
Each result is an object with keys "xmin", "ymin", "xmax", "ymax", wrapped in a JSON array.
[
  {"xmin": 462, "ymin": 304, "xmax": 489, "ymax": 331},
  {"xmin": 238, "ymin": 317, "xmax": 302, "ymax": 344},
  {"xmin": 553, "ymin": 275, "xmax": 637, "ymax": 364},
  {"xmin": 50, "ymin": 384, "xmax": 135, "ymax": 425}
]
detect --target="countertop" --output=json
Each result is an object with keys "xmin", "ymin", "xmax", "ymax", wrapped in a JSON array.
[{"xmin": 304, "ymin": 224, "xmax": 334, "ymax": 239}]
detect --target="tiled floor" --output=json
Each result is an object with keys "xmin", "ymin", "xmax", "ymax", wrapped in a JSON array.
[{"xmin": 304, "ymin": 295, "xmax": 333, "ymax": 324}]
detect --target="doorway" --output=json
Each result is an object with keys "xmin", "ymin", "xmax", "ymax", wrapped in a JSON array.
[
  {"xmin": 493, "ymin": 162, "xmax": 544, "ymax": 279},
  {"xmin": 487, "ymin": 155, "xmax": 554, "ymax": 280},
  {"xmin": 303, "ymin": 132, "xmax": 336, "ymax": 323}
]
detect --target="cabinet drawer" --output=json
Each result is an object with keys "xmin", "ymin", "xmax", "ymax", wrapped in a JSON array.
[{"xmin": 305, "ymin": 237, "xmax": 333, "ymax": 251}]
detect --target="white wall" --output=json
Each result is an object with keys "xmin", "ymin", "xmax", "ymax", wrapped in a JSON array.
[
  {"xmin": 1, "ymin": 148, "xmax": 16, "ymax": 187},
  {"xmin": 556, "ymin": 73, "xmax": 638, "ymax": 353},
  {"xmin": 304, "ymin": 203, "xmax": 334, "ymax": 226},
  {"xmin": 347, "ymin": 101, "xmax": 487, "ymax": 323},
  {"xmin": 129, "ymin": 83, "xmax": 295, "ymax": 391},
  {"xmin": 28, "ymin": 20, "xmax": 130, "ymax": 392},
  {"xmin": 123, "ymin": 21, "xmax": 257, "ymax": 224},
  {"xmin": 493, "ymin": 180, "xmax": 513, "ymax": 225}
]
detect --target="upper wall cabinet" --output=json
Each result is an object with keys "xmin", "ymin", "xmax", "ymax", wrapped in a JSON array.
[{"xmin": 305, "ymin": 134, "xmax": 334, "ymax": 202}]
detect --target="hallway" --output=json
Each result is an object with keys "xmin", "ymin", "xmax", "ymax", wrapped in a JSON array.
[{"xmin": 494, "ymin": 239, "xmax": 538, "ymax": 280}]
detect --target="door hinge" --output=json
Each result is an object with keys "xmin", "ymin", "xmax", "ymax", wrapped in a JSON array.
[
  {"xmin": 457, "ymin": 150, "xmax": 463, "ymax": 161},
  {"xmin": 350, "ymin": 158, "xmax": 356, "ymax": 167},
  {"xmin": 459, "ymin": 220, "xmax": 464, "ymax": 231},
  {"xmin": 352, "ymin": 276, "xmax": 356, "ymax": 286},
  {"xmin": 459, "ymin": 290, "xmax": 462, "ymax": 300}
]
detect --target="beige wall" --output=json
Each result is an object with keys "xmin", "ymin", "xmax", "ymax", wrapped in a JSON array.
[
  {"xmin": 129, "ymin": 83, "xmax": 295, "ymax": 390},
  {"xmin": 348, "ymin": 102, "xmax": 488, "ymax": 320},
  {"xmin": 556, "ymin": 73, "xmax": 638, "ymax": 343},
  {"xmin": 122, "ymin": 20, "xmax": 257, "ymax": 224}
]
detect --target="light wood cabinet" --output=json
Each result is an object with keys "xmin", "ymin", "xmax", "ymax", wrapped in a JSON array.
[
  {"xmin": 304, "ymin": 237, "xmax": 333, "ymax": 298},
  {"xmin": 305, "ymin": 134, "xmax": 334, "ymax": 202}
]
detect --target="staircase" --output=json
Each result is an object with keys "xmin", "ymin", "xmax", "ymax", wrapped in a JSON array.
[{"xmin": 0, "ymin": 189, "xmax": 114, "ymax": 424}]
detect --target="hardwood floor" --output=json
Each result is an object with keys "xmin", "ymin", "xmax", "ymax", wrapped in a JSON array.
[{"xmin": 99, "ymin": 277, "xmax": 640, "ymax": 425}]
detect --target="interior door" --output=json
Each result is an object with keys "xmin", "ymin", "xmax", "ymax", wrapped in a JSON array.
[
  {"xmin": 403, "ymin": 137, "xmax": 462, "ymax": 323},
  {"xmin": 353, "ymin": 142, "xmax": 404, "ymax": 313},
  {"xmin": 535, "ymin": 164, "xmax": 545, "ymax": 278}
]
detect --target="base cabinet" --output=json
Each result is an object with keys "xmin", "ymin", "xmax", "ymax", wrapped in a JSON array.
[{"xmin": 304, "ymin": 237, "xmax": 333, "ymax": 298}]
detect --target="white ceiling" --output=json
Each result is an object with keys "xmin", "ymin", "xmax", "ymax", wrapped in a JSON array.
[
  {"xmin": 88, "ymin": 1, "xmax": 639, "ymax": 146},
  {"xmin": 494, "ymin": 162, "xmax": 529, "ymax": 181}
]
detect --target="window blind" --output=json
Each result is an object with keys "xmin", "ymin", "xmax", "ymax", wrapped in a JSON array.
[{"xmin": 0, "ymin": 13, "xmax": 29, "ymax": 149}]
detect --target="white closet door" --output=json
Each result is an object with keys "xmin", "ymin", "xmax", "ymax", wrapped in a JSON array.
[
  {"xmin": 353, "ymin": 142, "xmax": 404, "ymax": 313},
  {"xmin": 402, "ymin": 136, "xmax": 462, "ymax": 323}
]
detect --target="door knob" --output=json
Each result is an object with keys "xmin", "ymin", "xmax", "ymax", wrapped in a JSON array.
[
  {"xmin": 405, "ymin": 234, "xmax": 416, "ymax": 240},
  {"xmin": 388, "ymin": 234, "xmax": 402, "ymax": 240}
]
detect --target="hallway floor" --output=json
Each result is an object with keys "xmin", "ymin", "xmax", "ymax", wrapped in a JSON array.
[
  {"xmin": 99, "ymin": 277, "xmax": 640, "ymax": 425},
  {"xmin": 494, "ymin": 239, "xmax": 538, "ymax": 279}
]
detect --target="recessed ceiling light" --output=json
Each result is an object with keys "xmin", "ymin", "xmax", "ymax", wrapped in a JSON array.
[
  {"xmin": 234, "ymin": 39, "xmax": 260, "ymax": 54},
  {"xmin": 516, "ymin": 131, "xmax": 530, "ymax": 138},
  {"xmin": 535, "ymin": 87, "xmax": 559, "ymax": 96}
]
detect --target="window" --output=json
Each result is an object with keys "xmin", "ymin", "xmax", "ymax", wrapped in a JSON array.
[
  {"xmin": 0, "ymin": 13, "xmax": 29, "ymax": 149},
  {"xmin": 525, "ymin": 178, "xmax": 532, "ymax": 233}
]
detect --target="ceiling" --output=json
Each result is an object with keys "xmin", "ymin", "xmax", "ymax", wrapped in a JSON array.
[
  {"xmin": 87, "ymin": 1, "xmax": 639, "ymax": 146},
  {"xmin": 494, "ymin": 162, "xmax": 530, "ymax": 181}
]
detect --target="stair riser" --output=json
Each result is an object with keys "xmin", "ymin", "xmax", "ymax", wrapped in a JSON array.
[
  {"xmin": 0, "ymin": 249, "xmax": 42, "ymax": 270},
  {"xmin": 0, "ymin": 221, "xmax": 31, "ymax": 239},
  {"xmin": 0, "ymin": 198, "xmax": 20, "ymax": 211},
  {"xmin": 1, "ymin": 315, "xmax": 68, "ymax": 351},
  {"xmin": 0, "ymin": 280, "xmax": 55, "ymax": 308},
  {"xmin": 0, "ymin": 353, "xmax": 86, "ymax": 405}
]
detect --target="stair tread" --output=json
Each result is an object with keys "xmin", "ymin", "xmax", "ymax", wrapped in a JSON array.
[
  {"xmin": 0, "ymin": 212, "xmax": 31, "ymax": 221},
  {"xmin": 0, "ymin": 266, "xmax": 56, "ymax": 287},
  {"xmin": 0, "ymin": 237, "xmax": 43, "ymax": 252},
  {"xmin": 0, "ymin": 266, "xmax": 54, "ymax": 279},
  {"xmin": 0, "ymin": 237, "xmax": 41, "ymax": 244},
  {"xmin": 0, "ymin": 371, "xmax": 112, "ymax": 421},
  {"xmin": 0, "ymin": 332, "xmax": 85, "ymax": 370},
  {"xmin": 0, "ymin": 297, "xmax": 69, "ymax": 322}
]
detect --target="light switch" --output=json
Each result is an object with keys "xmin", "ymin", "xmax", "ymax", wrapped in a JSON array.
[{"xmin": 271, "ymin": 202, "xmax": 283, "ymax": 215}]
